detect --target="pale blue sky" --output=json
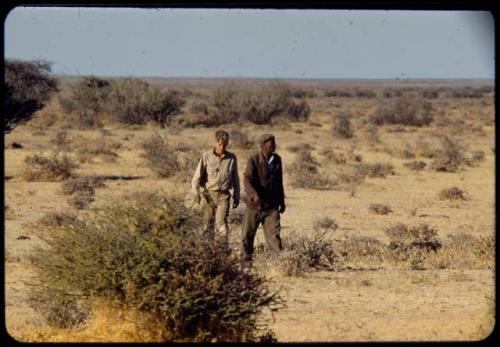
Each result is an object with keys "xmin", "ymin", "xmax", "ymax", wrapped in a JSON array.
[{"xmin": 4, "ymin": 7, "xmax": 495, "ymax": 79}]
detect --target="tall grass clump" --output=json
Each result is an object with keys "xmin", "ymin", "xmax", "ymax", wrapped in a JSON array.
[{"xmin": 28, "ymin": 192, "xmax": 281, "ymax": 342}]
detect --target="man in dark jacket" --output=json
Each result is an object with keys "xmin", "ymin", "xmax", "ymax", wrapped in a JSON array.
[{"xmin": 241, "ymin": 133, "xmax": 285, "ymax": 270}]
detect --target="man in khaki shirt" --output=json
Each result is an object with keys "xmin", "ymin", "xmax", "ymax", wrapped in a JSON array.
[{"xmin": 192, "ymin": 129, "xmax": 240, "ymax": 249}]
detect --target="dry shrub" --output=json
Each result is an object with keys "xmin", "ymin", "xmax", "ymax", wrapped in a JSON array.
[
  {"xmin": 369, "ymin": 203, "xmax": 393, "ymax": 215},
  {"xmin": 228, "ymin": 129, "xmax": 254, "ymax": 149},
  {"xmin": 280, "ymin": 226, "xmax": 339, "ymax": 276},
  {"xmin": 58, "ymin": 76, "xmax": 110, "ymax": 129},
  {"xmin": 174, "ymin": 146, "xmax": 201, "ymax": 183},
  {"xmin": 332, "ymin": 111, "xmax": 353, "ymax": 139},
  {"xmin": 365, "ymin": 124, "xmax": 381, "ymax": 144},
  {"xmin": 228, "ymin": 207, "xmax": 245, "ymax": 225},
  {"xmin": 207, "ymin": 82, "xmax": 311, "ymax": 126},
  {"xmin": 22, "ymin": 150, "xmax": 79, "ymax": 181},
  {"xmin": 385, "ymin": 223, "xmax": 442, "ymax": 264},
  {"xmin": 287, "ymin": 143, "xmax": 315, "ymax": 153},
  {"xmin": 61, "ymin": 176, "xmax": 106, "ymax": 209},
  {"xmin": 75, "ymin": 137, "xmax": 120, "ymax": 163},
  {"xmin": 312, "ymin": 217, "xmax": 338, "ymax": 232},
  {"xmin": 50, "ymin": 129, "xmax": 72, "ymax": 152},
  {"xmin": 140, "ymin": 133, "xmax": 180, "ymax": 178},
  {"xmin": 414, "ymin": 137, "xmax": 440, "ymax": 158},
  {"xmin": 468, "ymin": 150, "xmax": 486, "ymax": 166},
  {"xmin": 437, "ymin": 233, "xmax": 495, "ymax": 269},
  {"xmin": 355, "ymin": 162, "xmax": 395, "ymax": 178},
  {"xmin": 430, "ymin": 135, "xmax": 467, "ymax": 172},
  {"xmin": 382, "ymin": 88, "xmax": 403, "ymax": 98},
  {"xmin": 28, "ymin": 192, "xmax": 281, "ymax": 342},
  {"xmin": 336, "ymin": 235, "xmax": 385, "ymax": 268},
  {"xmin": 320, "ymin": 147, "xmax": 347, "ymax": 164},
  {"xmin": 37, "ymin": 211, "xmax": 82, "ymax": 229},
  {"xmin": 445, "ymin": 87, "xmax": 486, "ymax": 98},
  {"xmin": 438, "ymin": 186, "xmax": 468, "ymax": 201},
  {"xmin": 104, "ymin": 78, "xmax": 184, "ymax": 126},
  {"xmin": 288, "ymin": 148, "xmax": 333, "ymax": 189},
  {"xmin": 403, "ymin": 160, "xmax": 427, "ymax": 171},
  {"xmin": 370, "ymin": 95, "xmax": 433, "ymax": 126}
]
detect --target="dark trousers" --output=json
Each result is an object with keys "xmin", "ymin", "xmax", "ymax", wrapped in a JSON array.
[{"xmin": 240, "ymin": 207, "xmax": 282, "ymax": 263}]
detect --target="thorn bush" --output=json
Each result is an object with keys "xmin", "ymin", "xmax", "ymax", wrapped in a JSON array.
[{"xmin": 28, "ymin": 192, "xmax": 281, "ymax": 342}]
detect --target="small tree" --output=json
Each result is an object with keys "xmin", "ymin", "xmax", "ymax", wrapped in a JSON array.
[{"xmin": 4, "ymin": 59, "xmax": 58, "ymax": 133}]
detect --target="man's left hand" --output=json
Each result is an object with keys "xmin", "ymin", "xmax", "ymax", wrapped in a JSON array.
[
  {"xmin": 232, "ymin": 199, "xmax": 239, "ymax": 209},
  {"xmin": 278, "ymin": 203, "xmax": 286, "ymax": 214}
]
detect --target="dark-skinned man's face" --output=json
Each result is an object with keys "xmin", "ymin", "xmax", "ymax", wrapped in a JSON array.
[{"xmin": 261, "ymin": 139, "xmax": 276, "ymax": 158}]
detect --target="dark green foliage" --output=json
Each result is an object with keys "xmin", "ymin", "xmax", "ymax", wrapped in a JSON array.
[
  {"xmin": 370, "ymin": 95, "xmax": 433, "ymax": 126},
  {"xmin": 28, "ymin": 192, "xmax": 281, "ymax": 341},
  {"xmin": 4, "ymin": 59, "xmax": 58, "ymax": 133},
  {"xmin": 332, "ymin": 111, "xmax": 354, "ymax": 139}
]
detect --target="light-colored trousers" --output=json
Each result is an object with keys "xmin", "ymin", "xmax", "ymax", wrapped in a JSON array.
[{"xmin": 202, "ymin": 190, "xmax": 230, "ymax": 248}]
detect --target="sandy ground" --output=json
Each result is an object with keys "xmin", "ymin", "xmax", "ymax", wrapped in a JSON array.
[{"xmin": 4, "ymin": 93, "xmax": 495, "ymax": 342}]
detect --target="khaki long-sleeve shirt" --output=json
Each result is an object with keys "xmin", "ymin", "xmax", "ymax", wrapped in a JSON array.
[{"xmin": 191, "ymin": 149, "xmax": 240, "ymax": 201}]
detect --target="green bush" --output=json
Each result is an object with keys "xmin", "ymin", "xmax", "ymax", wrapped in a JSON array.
[
  {"xmin": 28, "ymin": 192, "xmax": 281, "ymax": 342},
  {"xmin": 4, "ymin": 59, "xmax": 58, "ymax": 133}
]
